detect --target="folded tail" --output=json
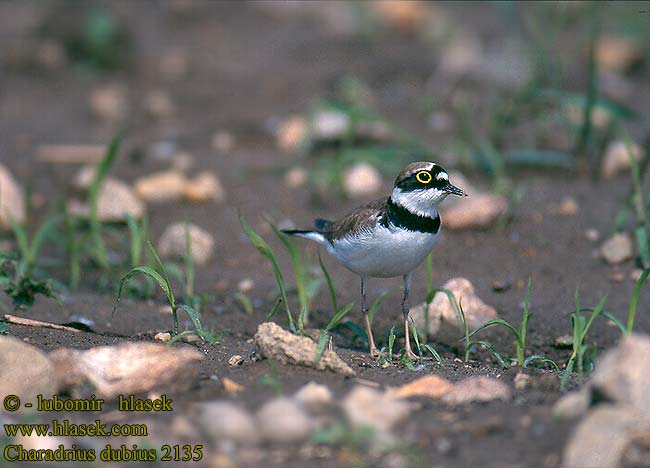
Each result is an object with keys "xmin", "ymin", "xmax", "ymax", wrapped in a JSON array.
[{"xmin": 281, "ymin": 228, "xmax": 329, "ymax": 246}]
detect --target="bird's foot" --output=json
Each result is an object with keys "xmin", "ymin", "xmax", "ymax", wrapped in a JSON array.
[
  {"xmin": 369, "ymin": 346, "xmax": 380, "ymax": 358},
  {"xmin": 404, "ymin": 348, "xmax": 420, "ymax": 360}
]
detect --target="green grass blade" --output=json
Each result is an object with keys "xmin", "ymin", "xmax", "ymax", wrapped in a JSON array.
[
  {"xmin": 271, "ymin": 223, "xmax": 308, "ymax": 328},
  {"xmin": 561, "ymin": 357, "xmax": 575, "ymax": 391},
  {"xmin": 581, "ymin": 295, "xmax": 607, "ymax": 342},
  {"xmin": 367, "ymin": 291, "xmax": 388, "ymax": 325},
  {"xmin": 326, "ymin": 302, "xmax": 354, "ymax": 331},
  {"xmin": 184, "ymin": 221, "xmax": 195, "ymax": 299},
  {"xmin": 240, "ymin": 216, "xmax": 295, "ymax": 332},
  {"xmin": 627, "ymin": 268, "xmax": 650, "ymax": 334},
  {"xmin": 114, "ymin": 266, "xmax": 174, "ymax": 314},
  {"xmin": 467, "ymin": 318, "xmax": 520, "ymax": 341},
  {"xmin": 423, "ymin": 344, "xmax": 442, "ymax": 364},
  {"xmin": 26, "ymin": 214, "xmax": 61, "ymax": 268},
  {"xmin": 387, "ymin": 326, "xmax": 396, "ymax": 359},
  {"xmin": 7, "ymin": 213, "xmax": 29, "ymax": 263},
  {"xmin": 426, "ymin": 288, "xmax": 464, "ymax": 336},
  {"xmin": 469, "ymin": 340, "xmax": 510, "ymax": 368},
  {"xmin": 125, "ymin": 213, "xmax": 142, "ymax": 267},
  {"xmin": 318, "ymin": 250, "xmax": 338, "ymax": 314},
  {"xmin": 598, "ymin": 310, "xmax": 627, "ymax": 335},
  {"xmin": 523, "ymin": 355, "xmax": 559, "ymax": 371},
  {"xmin": 313, "ymin": 331, "xmax": 330, "ymax": 366}
]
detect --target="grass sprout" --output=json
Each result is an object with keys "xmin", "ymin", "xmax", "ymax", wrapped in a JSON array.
[{"xmin": 113, "ymin": 241, "xmax": 218, "ymax": 344}]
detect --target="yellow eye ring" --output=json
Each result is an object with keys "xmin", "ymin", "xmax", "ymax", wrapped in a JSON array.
[{"xmin": 416, "ymin": 171, "xmax": 432, "ymax": 184}]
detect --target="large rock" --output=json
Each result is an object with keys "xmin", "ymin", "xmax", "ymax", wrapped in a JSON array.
[
  {"xmin": 411, "ymin": 277, "xmax": 498, "ymax": 337},
  {"xmin": 49, "ymin": 342, "xmax": 202, "ymax": 399},
  {"xmin": 562, "ymin": 406, "xmax": 650, "ymax": 468},
  {"xmin": 0, "ymin": 336, "xmax": 57, "ymax": 408},
  {"xmin": 0, "ymin": 163, "xmax": 26, "ymax": 231},
  {"xmin": 253, "ymin": 322, "xmax": 354, "ymax": 376},
  {"xmin": 158, "ymin": 222, "xmax": 215, "ymax": 265}
]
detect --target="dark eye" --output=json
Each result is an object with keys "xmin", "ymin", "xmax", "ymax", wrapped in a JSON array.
[{"xmin": 415, "ymin": 171, "xmax": 432, "ymax": 184}]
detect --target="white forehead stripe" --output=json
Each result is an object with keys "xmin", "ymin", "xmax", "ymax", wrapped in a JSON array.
[{"xmin": 436, "ymin": 172, "xmax": 448, "ymax": 181}]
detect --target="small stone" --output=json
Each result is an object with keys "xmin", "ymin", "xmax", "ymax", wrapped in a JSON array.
[
  {"xmin": 284, "ymin": 167, "xmax": 308, "ymax": 188},
  {"xmin": 585, "ymin": 229, "xmax": 600, "ymax": 242},
  {"xmin": 182, "ymin": 334, "xmax": 201, "ymax": 343},
  {"xmin": 492, "ymin": 280, "xmax": 511, "ymax": 292},
  {"xmin": 89, "ymin": 84, "xmax": 127, "ymax": 121},
  {"xmin": 276, "ymin": 115, "xmax": 308, "ymax": 153},
  {"xmin": 256, "ymin": 398, "xmax": 314, "ymax": 443},
  {"xmin": 253, "ymin": 322, "xmax": 354, "ymax": 376},
  {"xmin": 342, "ymin": 386, "xmax": 412, "ymax": 432},
  {"xmin": 342, "ymin": 162, "xmax": 383, "ymax": 198},
  {"xmin": 228, "ymin": 355, "xmax": 244, "ymax": 367},
  {"xmin": 439, "ymin": 35, "xmax": 482, "ymax": 76},
  {"xmin": 183, "ymin": 171, "xmax": 225, "ymax": 203},
  {"xmin": 144, "ymin": 90, "xmax": 175, "ymax": 119},
  {"xmin": 601, "ymin": 140, "xmax": 645, "ymax": 179},
  {"xmin": 609, "ymin": 269, "xmax": 626, "ymax": 283},
  {"xmin": 513, "ymin": 372, "xmax": 531, "ymax": 391},
  {"xmin": 387, "ymin": 375, "xmax": 454, "ymax": 400},
  {"xmin": 0, "ymin": 336, "xmax": 57, "ymax": 409},
  {"xmin": 170, "ymin": 152, "xmax": 194, "ymax": 173},
  {"xmin": 442, "ymin": 194, "xmax": 508, "ymax": 230},
  {"xmin": 565, "ymin": 103, "xmax": 612, "ymax": 129},
  {"xmin": 412, "ymin": 277, "xmax": 498, "ymax": 336},
  {"xmin": 293, "ymin": 381, "xmax": 333, "ymax": 408},
  {"xmin": 601, "ymin": 233, "xmax": 634, "ymax": 265},
  {"xmin": 311, "ymin": 110, "xmax": 350, "ymax": 141},
  {"xmin": 211, "ymin": 130, "xmax": 235, "ymax": 153},
  {"xmin": 134, "ymin": 170, "xmax": 187, "ymax": 202},
  {"xmin": 372, "ymin": 0, "xmax": 427, "ymax": 30},
  {"xmin": 0, "ymin": 163, "xmax": 26, "ymax": 231},
  {"xmin": 442, "ymin": 376, "xmax": 511, "ymax": 405},
  {"xmin": 154, "ymin": 332, "xmax": 171, "ymax": 343},
  {"xmin": 158, "ymin": 222, "xmax": 215, "ymax": 265},
  {"xmin": 159, "ymin": 47, "xmax": 188, "ymax": 79},
  {"xmin": 591, "ymin": 334, "xmax": 650, "ymax": 412},
  {"xmin": 595, "ymin": 35, "xmax": 644, "ymax": 73},
  {"xmin": 553, "ymin": 388, "xmax": 591, "ymax": 420},
  {"xmin": 69, "ymin": 178, "xmax": 144, "ymax": 222},
  {"xmin": 561, "ymin": 405, "xmax": 650, "ymax": 468},
  {"xmin": 237, "ymin": 278, "xmax": 254, "ymax": 293},
  {"xmin": 195, "ymin": 401, "xmax": 258, "ymax": 445},
  {"xmin": 554, "ymin": 335, "xmax": 573, "ymax": 349},
  {"xmin": 222, "ymin": 377, "xmax": 245, "ymax": 393},
  {"xmin": 630, "ymin": 269, "xmax": 644, "ymax": 282},
  {"xmin": 558, "ymin": 196, "xmax": 579, "ymax": 216}
]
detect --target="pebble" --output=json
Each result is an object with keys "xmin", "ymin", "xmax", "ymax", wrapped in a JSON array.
[
  {"xmin": 342, "ymin": 162, "xmax": 383, "ymax": 198},
  {"xmin": 601, "ymin": 140, "xmax": 645, "ymax": 179},
  {"xmin": 595, "ymin": 34, "xmax": 644, "ymax": 73},
  {"xmin": 144, "ymin": 90, "xmax": 175, "ymax": 119},
  {"xmin": 372, "ymin": 0, "xmax": 427, "ymax": 30},
  {"xmin": 600, "ymin": 232, "xmax": 634, "ymax": 265},
  {"xmin": 513, "ymin": 372, "xmax": 531, "ymax": 391},
  {"xmin": 89, "ymin": 84, "xmax": 127, "ymax": 121},
  {"xmin": 134, "ymin": 170, "xmax": 187, "ymax": 202},
  {"xmin": 276, "ymin": 115, "xmax": 308, "ymax": 153},
  {"xmin": 222, "ymin": 377, "xmax": 245, "ymax": 394},
  {"xmin": 293, "ymin": 381, "xmax": 333, "ymax": 409},
  {"xmin": 411, "ymin": 277, "xmax": 498, "ymax": 336},
  {"xmin": 558, "ymin": 196, "xmax": 579, "ymax": 216},
  {"xmin": 237, "ymin": 278, "xmax": 255, "ymax": 293},
  {"xmin": 69, "ymin": 178, "xmax": 145, "ymax": 222},
  {"xmin": 158, "ymin": 222, "xmax": 215, "ymax": 265},
  {"xmin": 0, "ymin": 336, "xmax": 57, "ymax": 409},
  {"xmin": 0, "ymin": 163, "xmax": 26, "ymax": 231},
  {"xmin": 195, "ymin": 401, "xmax": 258, "ymax": 445},
  {"xmin": 256, "ymin": 398, "xmax": 314, "ymax": 443},
  {"xmin": 442, "ymin": 376, "xmax": 511, "ymax": 405},
  {"xmin": 228, "ymin": 355, "xmax": 244, "ymax": 367},
  {"xmin": 184, "ymin": 171, "xmax": 225, "ymax": 203},
  {"xmin": 387, "ymin": 375, "xmax": 454, "ymax": 400},
  {"xmin": 154, "ymin": 332, "xmax": 171, "ymax": 343},
  {"xmin": 342, "ymin": 386, "xmax": 412, "ymax": 432},
  {"xmin": 284, "ymin": 167, "xmax": 309, "ymax": 188},
  {"xmin": 311, "ymin": 110, "xmax": 350, "ymax": 141},
  {"xmin": 585, "ymin": 229, "xmax": 600, "ymax": 242},
  {"xmin": 211, "ymin": 130, "xmax": 235, "ymax": 153}
]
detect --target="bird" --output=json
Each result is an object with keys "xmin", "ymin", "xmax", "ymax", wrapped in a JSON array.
[{"xmin": 282, "ymin": 161, "xmax": 466, "ymax": 359}]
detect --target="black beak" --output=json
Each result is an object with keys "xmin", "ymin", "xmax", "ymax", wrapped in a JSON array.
[{"xmin": 444, "ymin": 181, "xmax": 467, "ymax": 197}]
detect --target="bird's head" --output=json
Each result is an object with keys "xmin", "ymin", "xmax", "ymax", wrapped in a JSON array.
[{"xmin": 391, "ymin": 161, "xmax": 466, "ymax": 216}]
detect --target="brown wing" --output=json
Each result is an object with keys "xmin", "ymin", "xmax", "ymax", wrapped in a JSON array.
[{"xmin": 324, "ymin": 198, "xmax": 389, "ymax": 242}]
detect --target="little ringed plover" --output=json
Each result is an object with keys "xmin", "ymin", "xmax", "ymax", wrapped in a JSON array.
[{"xmin": 283, "ymin": 161, "xmax": 465, "ymax": 359}]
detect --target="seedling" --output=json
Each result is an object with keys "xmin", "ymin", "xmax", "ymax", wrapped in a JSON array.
[
  {"xmin": 560, "ymin": 290, "xmax": 607, "ymax": 390},
  {"xmin": 467, "ymin": 278, "xmax": 558, "ymax": 369},
  {"xmin": 88, "ymin": 131, "xmax": 124, "ymax": 270},
  {"xmin": 1, "ymin": 212, "xmax": 60, "ymax": 309},
  {"xmin": 240, "ymin": 216, "xmax": 296, "ymax": 333},
  {"xmin": 113, "ymin": 241, "xmax": 218, "ymax": 344},
  {"xmin": 625, "ymin": 267, "xmax": 650, "ymax": 335}
]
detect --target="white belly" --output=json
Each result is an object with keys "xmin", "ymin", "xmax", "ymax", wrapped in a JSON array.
[{"xmin": 326, "ymin": 225, "xmax": 439, "ymax": 278}]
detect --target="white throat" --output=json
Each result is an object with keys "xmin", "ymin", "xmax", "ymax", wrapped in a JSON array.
[{"xmin": 390, "ymin": 187, "xmax": 447, "ymax": 218}]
